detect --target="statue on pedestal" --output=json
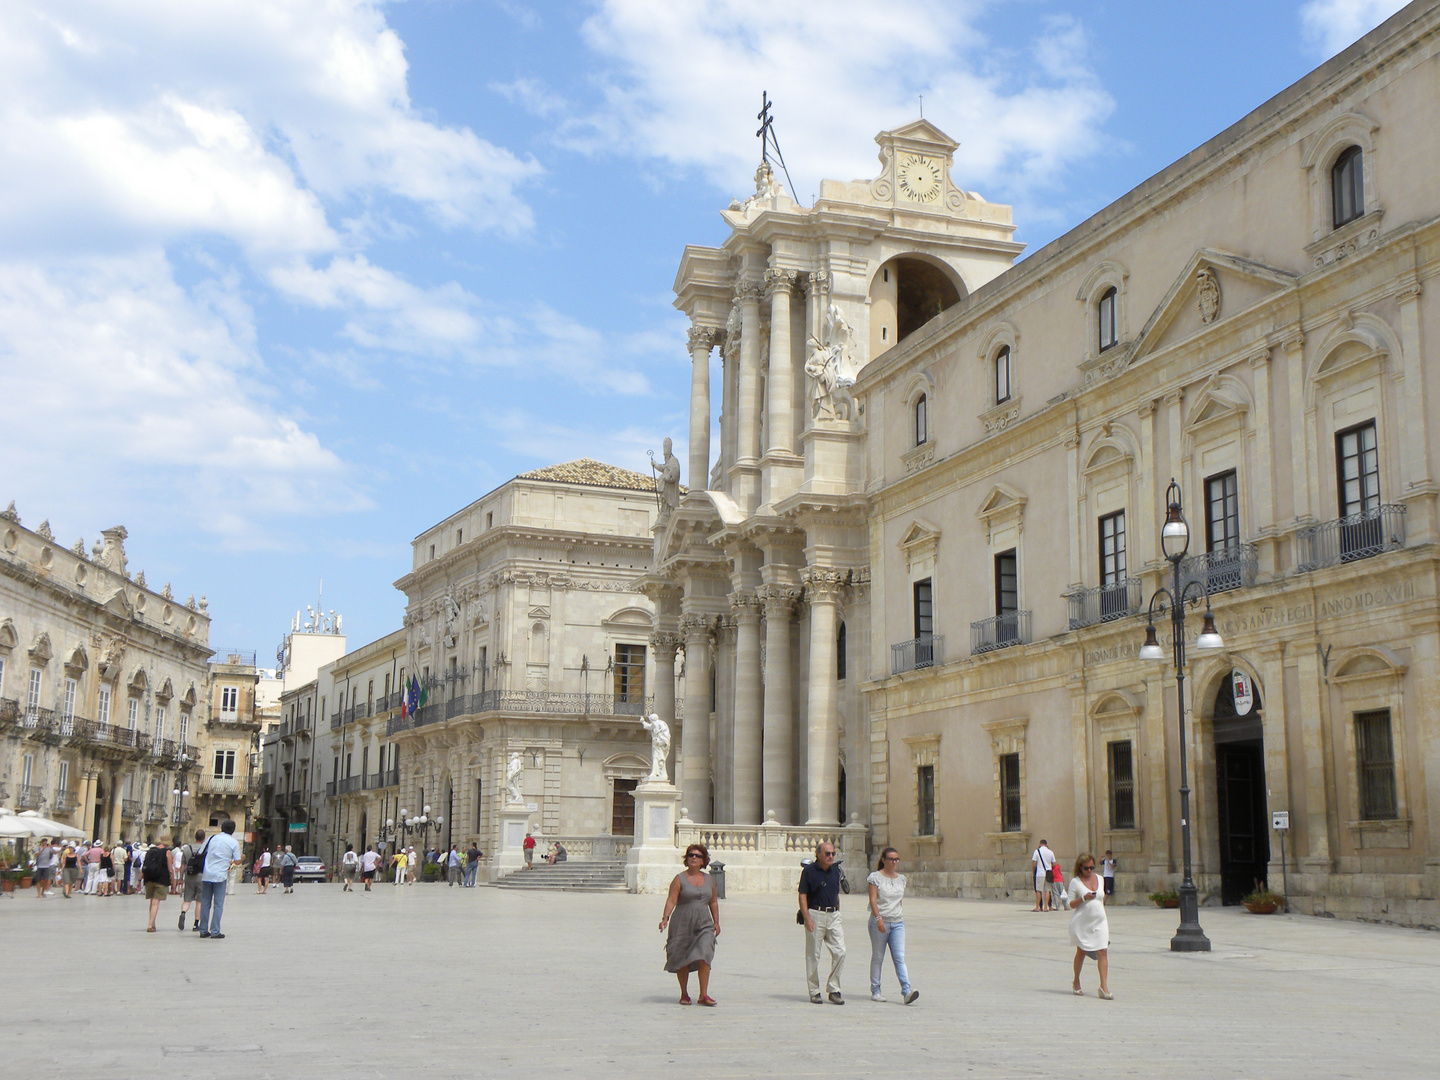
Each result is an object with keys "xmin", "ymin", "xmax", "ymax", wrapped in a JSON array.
[
  {"xmin": 505, "ymin": 751, "xmax": 525, "ymax": 804},
  {"xmin": 641, "ymin": 713, "xmax": 671, "ymax": 783},
  {"xmin": 805, "ymin": 304, "xmax": 856, "ymax": 421},
  {"xmin": 652, "ymin": 437, "xmax": 681, "ymax": 517}
]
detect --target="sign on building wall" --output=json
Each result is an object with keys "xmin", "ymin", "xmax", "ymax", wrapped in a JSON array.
[
  {"xmin": 1232, "ymin": 670, "xmax": 1254, "ymax": 716},
  {"xmin": 288, "ymin": 822, "xmax": 308, "ymax": 833}
]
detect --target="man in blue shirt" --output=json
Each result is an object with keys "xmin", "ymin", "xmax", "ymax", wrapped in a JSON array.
[
  {"xmin": 799, "ymin": 841, "xmax": 847, "ymax": 1004},
  {"xmin": 197, "ymin": 819, "xmax": 243, "ymax": 939}
]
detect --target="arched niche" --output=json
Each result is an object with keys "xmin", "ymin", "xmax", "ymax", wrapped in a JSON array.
[{"xmin": 868, "ymin": 253, "xmax": 965, "ymax": 354}]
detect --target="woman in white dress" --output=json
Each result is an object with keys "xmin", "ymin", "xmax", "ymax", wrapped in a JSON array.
[{"xmin": 1067, "ymin": 853, "xmax": 1112, "ymax": 999}]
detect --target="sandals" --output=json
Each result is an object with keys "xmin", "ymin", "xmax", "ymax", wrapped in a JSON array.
[
  {"xmin": 1098, "ymin": 988, "xmax": 1114, "ymax": 1000},
  {"xmin": 679, "ymin": 994, "xmax": 692, "ymax": 1005},
  {"xmin": 1072, "ymin": 986, "xmax": 1084, "ymax": 996},
  {"xmin": 698, "ymin": 995, "xmax": 717, "ymax": 1006}
]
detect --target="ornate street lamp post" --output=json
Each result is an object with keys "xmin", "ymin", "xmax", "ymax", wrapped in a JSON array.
[{"xmin": 1138, "ymin": 479, "xmax": 1223, "ymax": 952}]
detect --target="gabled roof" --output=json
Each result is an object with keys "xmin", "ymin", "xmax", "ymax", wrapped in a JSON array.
[{"xmin": 516, "ymin": 459, "xmax": 665, "ymax": 493}]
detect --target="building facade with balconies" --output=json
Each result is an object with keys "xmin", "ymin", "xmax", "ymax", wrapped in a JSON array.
[
  {"xmin": 857, "ymin": 6, "xmax": 1440, "ymax": 925},
  {"xmin": 190, "ymin": 651, "xmax": 273, "ymax": 851},
  {"xmin": 0, "ymin": 510, "xmax": 210, "ymax": 842}
]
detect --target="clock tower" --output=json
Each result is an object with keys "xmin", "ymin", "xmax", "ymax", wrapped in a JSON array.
[{"xmin": 870, "ymin": 119, "xmax": 966, "ymax": 214}]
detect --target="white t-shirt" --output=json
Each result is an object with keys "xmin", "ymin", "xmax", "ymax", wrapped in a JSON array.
[
  {"xmin": 361, "ymin": 851, "xmax": 381, "ymax": 872},
  {"xmin": 867, "ymin": 871, "xmax": 906, "ymax": 921},
  {"xmin": 1101, "ymin": 856, "xmax": 1116, "ymax": 879},
  {"xmin": 259, "ymin": 850, "xmax": 272, "ymax": 869},
  {"xmin": 342, "ymin": 850, "xmax": 359, "ymax": 869}
]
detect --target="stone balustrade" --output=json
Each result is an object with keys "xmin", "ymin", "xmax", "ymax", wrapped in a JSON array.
[{"xmin": 671, "ymin": 812, "xmax": 870, "ymax": 893}]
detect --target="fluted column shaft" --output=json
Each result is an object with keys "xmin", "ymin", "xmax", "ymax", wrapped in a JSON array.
[
  {"xmin": 760, "ymin": 585, "xmax": 799, "ymax": 823},
  {"xmin": 713, "ymin": 616, "xmax": 736, "ymax": 823},
  {"xmin": 730, "ymin": 592, "xmax": 764, "ymax": 824},
  {"xmin": 736, "ymin": 281, "xmax": 765, "ymax": 465},
  {"xmin": 804, "ymin": 568, "xmax": 845, "ymax": 824},
  {"xmin": 686, "ymin": 325, "xmax": 715, "ymax": 490},
  {"xmin": 679, "ymin": 616, "xmax": 712, "ymax": 819},
  {"xmin": 765, "ymin": 269, "xmax": 797, "ymax": 455}
]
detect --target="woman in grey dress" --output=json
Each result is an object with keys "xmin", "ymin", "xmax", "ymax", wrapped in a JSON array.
[{"xmin": 658, "ymin": 843, "xmax": 722, "ymax": 1005}]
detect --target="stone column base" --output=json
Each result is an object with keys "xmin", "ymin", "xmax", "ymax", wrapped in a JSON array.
[
  {"xmin": 493, "ymin": 803, "xmax": 535, "ymax": 878},
  {"xmin": 625, "ymin": 780, "xmax": 681, "ymax": 893}
]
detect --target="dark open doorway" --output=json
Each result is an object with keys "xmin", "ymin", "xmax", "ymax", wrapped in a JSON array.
[{"xmin": 1211, "ymin": 675, "xmax": 1269, "ymax": 905}]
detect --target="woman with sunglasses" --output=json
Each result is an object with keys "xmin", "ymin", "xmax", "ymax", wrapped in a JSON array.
[
  {"xmin": 866, "ymin": 847, "xmax": 919, "ymax": 1004},
  {"xmin": 1067, "ymin": 853, "xmax": 1113, "ymax": 999},
  {"xmin": 658, "ymin": 843, "xmax": 721, "ymax": 1005}
]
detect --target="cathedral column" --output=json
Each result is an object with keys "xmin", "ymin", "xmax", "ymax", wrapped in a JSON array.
[
  {"xmin": 686, "ymin": 325, "xmax": 716, "ymax": 491},
  {"xmin": 679, "ymin": 616, "xmax": 712, "ymax": 820},
  {"xmin": 735, "ymin": 280, "xmax": 765, "ymax": 466},
  {"xmin": 759, "ymin": 585, "xmax": 799, "ymax": 822},
  {"xmin": 712, "ymin": 616, "xmax": 735, "ymax": 823},
  {"xmin": 803, "ymin": 568, "xmax": 844, "ymax": 824},
  {"xmin": 730, "ymin": 591, "xmax": 764, "ymax": 824},
  {"xmin": 764, "ymin": 269, "xmax": 798, "ymax": 456},
  {"xmin": 110, "ymin": 768, "xmax": 126, "ymax": 843},
  {"xmin": 650, "ymin": 632, "xmax": 681, "ymax": 778}
]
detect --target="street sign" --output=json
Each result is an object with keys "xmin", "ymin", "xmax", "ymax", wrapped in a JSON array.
[
  {"xmin": 1233, "ymin": 670, "xmax": 1254, "ymax": 715},
  {"xmin": 1272, "ymin": 810, "xmax": 1290, "ymax": 830},
  {"xmin": 288, "ymin": 822, "xmax": 308, "ymax": 833}
]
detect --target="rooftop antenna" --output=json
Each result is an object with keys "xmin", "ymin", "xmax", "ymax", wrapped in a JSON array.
[{"xmin": 756, "ymin": 91, "xmax": 800, "ymax": 203}]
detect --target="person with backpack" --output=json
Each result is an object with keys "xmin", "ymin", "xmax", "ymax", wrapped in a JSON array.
[
  {"xmin": 142, "ymin": 836, "xmax": 172, "ymax": 932},
  {"xmin": 197, "ymin": 820, "xmax": 243, "ymax": 939},
  {"xmin": 1032, "ymin": 839, "xmax": 1057, "ymax": 912},
  {"xmin": 178, "ymin": 829, "xmax": 207, "ymax": 931}
]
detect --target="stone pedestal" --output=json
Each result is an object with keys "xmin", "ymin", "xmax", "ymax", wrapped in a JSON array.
[
  {"xmin": 624, "ymin": 779, "xmax": 681, "ymax": 893},
  {"xmin": 493, "ymin": 802, "xmax": 535, "ymax": 878}
]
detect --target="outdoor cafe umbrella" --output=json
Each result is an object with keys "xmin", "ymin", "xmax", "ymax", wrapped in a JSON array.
[{"xmin": 0, "ymin": 810, "xmax": 85, "ymax": 840}]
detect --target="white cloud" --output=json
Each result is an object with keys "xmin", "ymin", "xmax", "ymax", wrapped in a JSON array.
[
  {"xmin": 485, "ymin": 408, "xmax": 681, "ymax": 476},
  {"xmin": 1300, "ymin": 0, "xmax": 1409, "ymax": 58},
  {"xmin": 0, "ymin": 252, "xmax": 369, "ymax": 545},
  {"xmin": 566, "ymin": 1, "xmax": 1113, "ymax": 202}
]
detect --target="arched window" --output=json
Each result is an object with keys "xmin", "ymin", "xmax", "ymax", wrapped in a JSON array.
[
  {"xmin": 836, "ymin": 621, "xmax": 847, "ymax": 681},
  {"xmin": 1332, "ymin": 145, "xmax": 1364, "ymax": 228},
  {"xmin": 1097, "ymin": 288, "xmax": 1118, "ymax": 352},
  {"xmin": 994, "ymin": 346, "xmax": 1011, "ymax": 404},
  {"xmin": 914, "ymin": 394, "xmax": 928, "ymax": 446}
]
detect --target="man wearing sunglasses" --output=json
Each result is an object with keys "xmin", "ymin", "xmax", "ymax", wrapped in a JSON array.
[{"xmin": 799, "ymin": 842, "xmax": 847, "ymax": 1004}]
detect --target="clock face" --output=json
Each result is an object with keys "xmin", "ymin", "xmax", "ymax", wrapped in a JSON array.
[{"xmin": 897, "ymin": 154, "xmax": 942, "ymax": 203}]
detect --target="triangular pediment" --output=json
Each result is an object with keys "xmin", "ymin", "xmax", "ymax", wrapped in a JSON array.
[
  {"xmin": 879, "ymin": 119, "xmax": 959, "ymax": 155},
  {"xmin": 102, "ymin": 588, "xmax": 134, "ymax": 619},
  {"xmin": 1133, "ymin": 250, "xmax": 1297, "ymax": 362},
  {"xmin": 976, "ymin": 483, "xmax": 1027, "ymax": 519},
  {"xmin": 899, "ymin": 519, "xmax": 941, "ymax": 551}
]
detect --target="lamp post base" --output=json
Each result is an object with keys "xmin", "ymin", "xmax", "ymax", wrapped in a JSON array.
[{"xmin": 1170, "ymin": 886, "xmax": 1212, "ymax": 952}]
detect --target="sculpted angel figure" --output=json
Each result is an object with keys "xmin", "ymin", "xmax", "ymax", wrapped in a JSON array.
[
  {"xmin": 641, "ymin": 713, "xmax": 671, "ymax": 782},
  {"xmin": 505, "ymin": 751, "xmax": 525, "ymax": 804}
]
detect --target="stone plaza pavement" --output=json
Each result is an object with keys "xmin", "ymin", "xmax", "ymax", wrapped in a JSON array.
[{"xmin": 3, "ymin": 882, "xmax": 1437, "ymax": 1079}]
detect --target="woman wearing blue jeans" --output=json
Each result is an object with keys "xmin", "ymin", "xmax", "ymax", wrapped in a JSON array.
[{"xmin": 866, "ymin": 847, "xmax": 920, "ymax": 1004}]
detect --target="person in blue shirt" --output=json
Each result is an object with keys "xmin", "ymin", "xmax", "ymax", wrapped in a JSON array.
[
  {"xmin": 798, "ymin": 841, "xmax": 847, "ymax": 1004},
  {"xmin": 197, "ymin": 819, "xmax": 244, "ymax": 939}
]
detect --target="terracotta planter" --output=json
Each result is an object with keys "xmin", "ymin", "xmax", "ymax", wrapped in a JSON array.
[
  {"xmin": 1154, "ymin": 898, "xmax": 1180, "ymax": 909},
  {"xmin": 0, "ymin": 877, "xmax": 14, "ymax": 893},
  {"xmin": 1245, "ymin": 900, "xmax": 1280, "ymax": 914}
]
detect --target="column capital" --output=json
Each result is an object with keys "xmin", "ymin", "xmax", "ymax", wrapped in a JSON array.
[
  {"xmin": 649, "ymin": 632, "xmax": 683, "ymax": 654},
  {"xmin": 678, "ymin": 613, "xmax": 712, "ymax": 641},
  {"xmin": 734, "ymin": 279, "xmax": 764, "ymax": 304},
  {"xmin": 764, "ymin": 267, "xmax": 798, "ymax": 295},
  {"xmin": 728, "ymin": 589, "xmax": 763, "ymax": 621},
  {"xmin": 800, "ymin": 566, "xmax": 846, "ymax": 602},
  {"xmin": 687, "ymin": 324, "xmax": 721, "ymax": 353},
  {"xmin": 803, "ymin": 270, "xmax": 831, "ymax": 298},
  {"xmin": 756, "ymin": 584, "xmax": 802, "ymax": 616}
]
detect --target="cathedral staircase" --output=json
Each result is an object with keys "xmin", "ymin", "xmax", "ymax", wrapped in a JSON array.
[{"xmin": 490, "ymin": 859, "xmax": 628, "ymax": 892}]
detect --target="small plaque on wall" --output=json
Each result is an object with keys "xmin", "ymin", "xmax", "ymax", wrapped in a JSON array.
[{"xmin": 648, "ymin": 805, "xmax": 671, "ymax": 841}]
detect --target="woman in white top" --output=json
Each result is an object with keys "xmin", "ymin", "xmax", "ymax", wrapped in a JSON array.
[
  {"xmin": 866, "ymin": 847, "xmax": 919, "ymax": 1005},
  {"xmin": 1067, "ymin": 852, "xmax": 1113, "ymax": 999}
]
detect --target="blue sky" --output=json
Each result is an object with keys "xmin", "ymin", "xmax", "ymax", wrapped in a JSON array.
[{"xmin": 0, "ymin": 0, "xmax": 1409, "ymax": 659}]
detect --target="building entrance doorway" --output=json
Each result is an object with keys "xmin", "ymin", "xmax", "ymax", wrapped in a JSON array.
[
  {"xmin": 611, "ymin": 778, "xmax": 638, "ymax": 836},
  {"xmin": 1211, "ymin": 675, "xmax": 1269, "ymax": 905}
]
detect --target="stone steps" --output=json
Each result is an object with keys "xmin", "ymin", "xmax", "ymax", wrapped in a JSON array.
[{"xmin": 491, "ymin": 860, "xmax": 628, "ymax": 892}]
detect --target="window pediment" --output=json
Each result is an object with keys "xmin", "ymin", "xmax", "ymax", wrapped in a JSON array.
[
  {"xmin": 29, "ymin": 632, "xmax": 52, "ymax": 662},
  {"xmin": 0, "ymin": 618, "xmax": 16, "ymax": 651},
  {"xmin": 976, "ymin": 484, "xmax": 1027, "ymax": 543}
]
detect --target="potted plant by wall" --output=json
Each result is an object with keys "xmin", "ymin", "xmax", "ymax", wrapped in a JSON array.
[
  {"xmin": 1149, "ymin": 888, "xmax": 1180, "ymax": 909},
  {"xmin": 1244, "ymin": 885, "xmax": 1285, "ymax": 914}
]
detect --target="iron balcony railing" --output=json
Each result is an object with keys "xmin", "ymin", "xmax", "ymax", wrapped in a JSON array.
[
  {"xmin": 325, "ymin": 780, "xmax": 337, "ymax": 797},
  {"xmin": 121, "ymin": 799, "xmax": 142, "ymax": 819},
  {"xmin": 371, "ymin": 768, "xmax": 399, "ymax": 789},
  {"xmin": 337, "ymin": 775, "xmax": 364, "ymax": 795},
  {"xmin": 145, "ymin": 802, "xmax": 167, "ymax": 822},
  {"xmin": 1297, "ymin": 505, "xmax": 1406, "ymax": 572},
  {"xmin": 330, "ymin": 712, "xmax": 343, "ymax": 731},
  {"xmin": 200, "ymin": 775, "xmax": 256, "ymax": 797},
  {"xmin": 356, "ymin": 702, "xmax": 370, "ymax": 720},
  {"xmin": 1180, "ymin": 543, "xmax": 1259, "ymax": 595},
  {"xmin": 971, "ymin": 611, "xmax": 1031, "ymax": 655},
  {"xmin": 171, "ymin": 807, "xmax": 190, "ymax": 825},
  {"xmin": 890, "ymin": 635, "xmax": 943, "ymax": 675},
  {"xmin": 1067, "ymin": 578, "xmax": 1143, "ymax": 630},
  {"xmin": 17, "ymin": 784, "xmax": 45, "ymax": 809},
  {"xmin": 0, "ymin": 697, "xmax": 20, "ymax": 726},
  {"xmin": 52, "ymin": 789, "xmax": 79, "ymax": 812},
  {"xmin": 386, "ymin": 691, "xmax": 663, "ymax": 736}
]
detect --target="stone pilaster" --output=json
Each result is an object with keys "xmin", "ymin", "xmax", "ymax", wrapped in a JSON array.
[
  {"xmin": 729, "ymin": 590, "xmax": 764, "ymax": 824},
  {"xmin": 686, "ymin": 324, "xmax": 718, "ymax": 491},
  {"xmin": 764, "ymin": 269, "xmax": 798, "ymax": 456},
  {"xmin": 678, "ymin": 615, "xmax": 712, "ymax": 821},
  {"xmin": 758, "ymin": 584, "xmax": 800, "ymax": 822},
  {"xmin": 802, "ymin": 567, "xmax": 845, "ymax": 824}
]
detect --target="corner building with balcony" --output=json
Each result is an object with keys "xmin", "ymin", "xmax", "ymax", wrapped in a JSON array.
[
  {"xmin": 384, "ymin": 461, "xmax": 663, "ymax": 862},
  {"xmin": 0, "ymin": 508, "xmax": 210, "ymax": 842},
  {"xmin": 657, "ymin": 3, "xmax": 1440, "ymax": 924}
]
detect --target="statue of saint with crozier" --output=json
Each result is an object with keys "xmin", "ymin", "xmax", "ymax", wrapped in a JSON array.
[
  {"xmin": 805, "ymin": 303, "xmax": 857, "ymax": 421},
  {"xmin": 653, "ymin": 437, "xmax": 681, "ymax": 517},
  {"xmin": 505, "ymin": 751, "xmax": 525, "ymax": 804},
  {"xmin": 641, "ymin": 713, "xmax": 671, "ymax": 783}
]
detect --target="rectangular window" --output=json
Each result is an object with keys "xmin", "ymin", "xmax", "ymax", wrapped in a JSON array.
[
  {"xmin": 62, "ymin": 677, "xmax": 77, "ymax": 720},
  {"xmin": 179, "ymin": 712, "xmax": 189, "ymax": 746},
  {"xmin": 1000, "ymin": 752, "xmax": 1021, "ymax": 832},
  {"xmin": 22, "ymin": 753, "xmax": 34, "ymax": 787},
  {"xmin": 1355, "ymin": 709, "xmax": 1397, "ymax": 820},
  {"xmin": 127, "ymin": 697, "xmax": 138, "ymax": 730},
  {"xmin": 149, "ymin": 777, "xmax": 161, "ymax": 806},
  {"xmin": 345, "ymin": 752, "xmax": 352, "ymax": 779},
  {"xmin": 914, "ymin": 394, "xmax": 928, "ymax": 446},
  {"xmin": 1205, "ymin": 470, "xmax": 1240, "ymax": 550},
  {"xmin": 220, "ymin": 686, "xmax": 238, "ymax": 714},
  {"xmin": 98, "ymin": 686, "xmax": 111, "ymax": 727},
  {"xmin": 477, "ymin": 647, "xmax": 488, "ymax": 695},
  {"xmin": 27, "ymin": 668, "xmax": 42, "ymax": 715},
  {"xmin": 1337, "ymin": 420, "xmax": 1380, "ymax": 517},
  {"xmin": 1108, "ymin": 740, "xmax": 1136, "ymax": 829},
  {"xmin": 1098, "ymin": 289, "xmax": 1117, "ymax": 352},
  {"xmin": 614, "ymin": 643, "xmax": 646, "ymax": 702},
  {"xmin": 1098, "ymin": 511, "xmax": 1126, "ymax": 585},
  {"xmin": 156, "ymin": 706, "xmax": 166, "ymax": 743},
  {"xmin": 917, "ymin": 764, "xmax": 936, "ymax": 836},
  {"xmin": 57, "ymin": 760, "xmax": 69, "ymax": 796},
  {"xmin": 995, "ymin": 346, "xmax": 1011, "ymax": 404},
  {"xmin": 476, "ymin": 778, "xmax": 484, "ymax": 832},
  {"xmin": 213, "ymin": 749, "xmax": 236, "ymax": 779},
  {"xmin": 913, "ymin": 578, "xmax": 933, "ymax": 638},
  {"xmin": 995, "ymin": 548, "xmax": 1018, "ymax": 617}
]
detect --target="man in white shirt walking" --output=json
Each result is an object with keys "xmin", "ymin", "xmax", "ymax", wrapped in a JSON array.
[
  {"xmin": 1031, "ymin": 840, "xmax": 1058, "ymax": 912},
  {"xmin": 197, "ymin": 820, "xmax": 243, "ymax": 939}
]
